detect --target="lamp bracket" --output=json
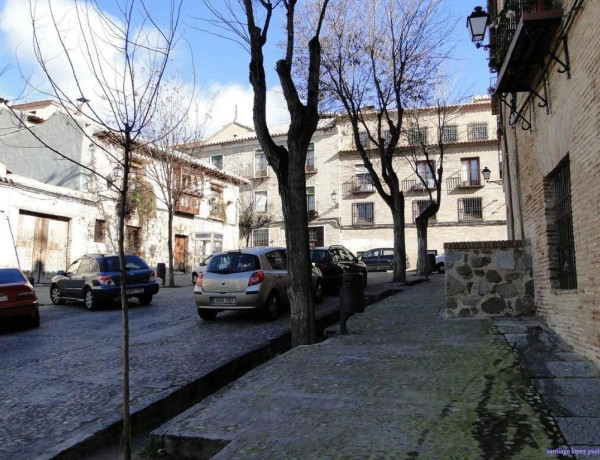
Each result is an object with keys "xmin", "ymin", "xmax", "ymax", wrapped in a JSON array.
[{"xmin": 498, "ymin": 93, "xmax": 531, "ymax": 132}]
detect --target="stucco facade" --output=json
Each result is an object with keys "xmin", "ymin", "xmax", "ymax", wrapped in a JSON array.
[
  {"xmin": 188, "ymin": 99, "xmax": 507, "ymax": 264},
  {"xmin": 491, "ymin": 0, "xmax": 600, "ymax": 365}
]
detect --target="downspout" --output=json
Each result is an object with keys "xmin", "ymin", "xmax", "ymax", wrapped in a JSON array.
[{"xmin": 498, "ymin": 102, "xmax": 516, "ymax": 239}]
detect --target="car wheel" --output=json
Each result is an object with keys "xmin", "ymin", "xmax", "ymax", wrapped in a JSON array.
[
  {"xmin": 192, "ymin": 272, "xmax": 198, "ymax": 285},
  {"xmin": 260, "ymin": 292, "xmax": 282, "ymax": 321},
  {"xmin": 314, "ymin": 281, "xmax": 324, "ymax": 304},
  {"xmin": 198, "ymin": 309, "xmax": 217, "ymax": 321},
  {"xmin": 437, "ymin": 263, "xmax": 445, "ymax": 274},
  {"xmin": 28, "ymin": 309, "xmax": 40, "ymax": 328},
  {"xmin": 138, "ymin": 294, "xmax": 153, "ymax": 305},
  {"xmin": 84, "ymin": 288, "xmax": 97, "ymax": 311},
  {"xmin": 50, "ymin": 285, "xmax": 64, "ymax": 305}
]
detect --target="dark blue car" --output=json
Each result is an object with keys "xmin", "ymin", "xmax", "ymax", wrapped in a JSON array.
[{"xmin": 50, "ymin": 254, "xmax": 159, "ymax": 310}]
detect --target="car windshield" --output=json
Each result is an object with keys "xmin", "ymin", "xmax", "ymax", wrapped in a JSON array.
[
  {"xmin": 98, "ymin": 255, "xmax": 150, "ymax": 272},
  {"xmin": 207, "ymin": 253, "xmax": 260, "ymax": 274},
  {"xmin": 310, "ymin": 250, "xmax": 328, "ymax": 263},
  {"xmin": 0, "ymin": 269, "xmax": 26, "ymax": 284}
]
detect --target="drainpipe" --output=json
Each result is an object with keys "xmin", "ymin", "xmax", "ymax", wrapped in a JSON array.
[{"xmin": 1, "ymin": 210, "xmax": 20, "ymax": 269}]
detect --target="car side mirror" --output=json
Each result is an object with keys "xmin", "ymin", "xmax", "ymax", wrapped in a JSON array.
[
  {"xmin": 57, "ymin": 270, "xmax": 65, "ymax": 276},
  {"xmin": 27, "ymin": 276, "xmax": 35, "ymax": 286}
]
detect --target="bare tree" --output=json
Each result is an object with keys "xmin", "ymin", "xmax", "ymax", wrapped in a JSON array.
[
  {"xmin": 142, "ymin": 80, "xmax": 213, "ymax": 287},
  {"xmin": 0, "ymin": 1, "xmax": 182, "ymax": 457},
  {"xmin": 202, "ymin": 0, "xmax": 329, "ymax": 345},
  {"xmin": 301, "ymin": 0, "xmax": 454, "ymax": 282},
  {"xmin": 238, "ymin": 191, "xmax": 274, "ymax": 247}
]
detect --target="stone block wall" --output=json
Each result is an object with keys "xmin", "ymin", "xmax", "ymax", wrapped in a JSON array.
[{"xmin": 444, "ymin": 240, "xmax": 534, "ymax": 318}]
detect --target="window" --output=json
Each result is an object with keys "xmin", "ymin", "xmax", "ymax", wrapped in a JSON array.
[
  {"xmin": 305, "ymin": 143, "xmax": 316, "ymax": 172},
  {"xmin": 441, "ymin": 125, "xmax": 458, "ymax": 143},
  {"xmin": 461, "ymin": 158, "xmax": 481, "ymax": 186},
  {"xmin": 416, "ymin": 161, "xmax": 436, "ymax": 188},
  {"xmin": 126, "ymin": 226, "xmax": 142, "ymax": 254},
  {"xmin": 266, "ymin": 250, "xmax": 287, "ymax": 270},
  {"xmin": 412, "ymin": 200, "xmax": 437, "ymax": 223},
  {"xmin": 550, "ymin": 159, "xmax": 577, "ymax": 289},
  {"xmin": 255, "ymin": 150, "xmax": 268, "ymax": 177},
  {"xmin": 308, "ymin": 226, "xmax": 324, "ymax": 247},
  {"xmin": 458, "ymin": 197, "xmax": 483, "ymax": 221},
  {"xmin": 468, "ymin": 123, "xmax": 488, "ymax": 141},
  {"xmin": 211, "ymin": 155, "xmax": 223, "ymax": 170},
  {"xmin": 306, "ymin": 186, "xmax": 316, "ymax": 212},
  {"xmin": 352, "ymin": 202, "xmax": 374, "ymax": 225},
  {"xmin": 254, "ymin": 191, "xmax": 267, "ymax": 213},
  {"xmin": 253, "ymin": 229, "xmax": 269, "ymax": 246},
  {"xmin": 409, "ymin": 127, "xmax": 428, "ymax": 145},
  {"xmin": 209, "ymin": 187, "xmax": 224, "ymax": 220},
  {"xmin": 358, "ymin": 131, "xmax": 371, "ymax": 148},
  {"xmin": 94, "ymin": 219, "xmax": 106, "ymax": 242}
]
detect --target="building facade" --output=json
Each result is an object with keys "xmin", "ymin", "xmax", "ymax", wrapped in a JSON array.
[
  {"xmin": 0, "ymin": 102, "xmax": 244, "ymax": 280},
  {"xmin": 488, "ymin": 0, "xmax": 600, "ymax": 365},
  {"xmin": 188, "ymin": 98, "xmax": 507, "ymax": 265}
]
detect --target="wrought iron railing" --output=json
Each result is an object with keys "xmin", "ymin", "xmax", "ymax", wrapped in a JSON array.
[{"xmin": 342, "ymin": 176, "xmax": 375, "ymax": 195}]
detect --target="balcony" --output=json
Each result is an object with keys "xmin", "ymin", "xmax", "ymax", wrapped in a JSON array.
[
  {"xmin": 401, "ymin": 177, "xmax": 436, "ymax": 193},
  {"xmin": 446, "ymin": 171, "xmax": 483, "ymax": 193},
  {"xmin": 241, "ymin": 165, "xmax": 270, "ymax": 180},
  {"xmin": 305, "ymin": 163, "xmax": 317, "ymax": 174},
  {"xmin": 175, "ymin": 194, "xmax": 200, "ymax": 216},
  {"xmin": 342, "ymin": 177, "xmax": 375, "ymax": 196},
  {"xmin": 307, "ymin": 204, "xmax": 319, "ymax": 221},
  {"xmin": 492, "ymin": 1, "xmax": 563, "ymax": 94}
]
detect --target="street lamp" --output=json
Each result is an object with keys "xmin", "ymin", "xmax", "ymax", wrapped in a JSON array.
[
  {"xmin": 467, "ymin": 6, "xmax": 490, "ymax": 48},
  {"xmin": 482, "ymin": 166, "xmax": 491, "ymax": 182},
  {"xmin": 331, "ymin": 190, "xmax": 338, "ymax": 207}
]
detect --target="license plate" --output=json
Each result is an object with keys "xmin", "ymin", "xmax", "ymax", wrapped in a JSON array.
[
  {"xmin": 0, "ymin": 295, "xmax": 7, "ymax": 302},
  {"xmin": 211, "ymin": 297, "xmax": 236, "ymax": 305},
  {"xmin": 126, "ymin": 288, "xmax": 144, "ymax": 295}
]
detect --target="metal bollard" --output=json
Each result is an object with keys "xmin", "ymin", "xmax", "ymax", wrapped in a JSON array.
[
  {"xmin": 339, "ymin": 271, "xmax": 365, "ymax": 334},
  {"xmin": 156, "ymin": 262, "xmax": 166, "ymax": 286}
]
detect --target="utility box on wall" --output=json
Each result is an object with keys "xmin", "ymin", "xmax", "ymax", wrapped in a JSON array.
[{"xmin": 444, "ymin": 240, "xmax": 534, "ymax": 318}]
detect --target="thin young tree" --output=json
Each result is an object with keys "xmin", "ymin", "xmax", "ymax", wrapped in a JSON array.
[
  {"xmin": 238, "ymin": 191, "xmax": 274, "ymax": 247},
  {"xmin": 142, "ymin": 80, "xmax": 213, "ymax": 287},
  {"xmin": 0, "ymin": 1, "xmax": 182, "ymax": 457},
  {"xmin": 300, "ymin": 0, "xmax": 454, "ymax": 282},
  {"xmin": 201, "ymin": 0, "xmax": 329, "ymax": 345}
]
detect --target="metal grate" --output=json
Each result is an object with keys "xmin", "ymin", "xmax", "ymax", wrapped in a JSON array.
[
  {"xmin": 441, "ymin": 125, "xmax": 458, "ymax": 143},
  {"xmin": 467, "ymin": 123, "xmax": 488, "ymax": 141},
  {"xmin": 352, "ymin": 202, "xmax": 374, "ymax": 226},
  {"xmin": 409, "ymin": 127, "xmax": 428, "ymax": 145},
  {"xmin": 253, "ymin": 229, "xmax": 269, "ymax": 247},
  {"xmin": 412, "ymin": 200, "xmax": 437, "ymax": 223},
  {"xmin": 458, "ymin": 197, "xmax": 483, "ymax": 221},
  {"xmin": 553, "ymin": 160, "xmax": 577, "ymax": 289}
]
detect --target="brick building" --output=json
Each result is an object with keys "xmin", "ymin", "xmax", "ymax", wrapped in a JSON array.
[
  {"xmin": 187, "ymin": 98, "xmax": 507, "ymax": 265},
  {"xmin": 488, "ymin": 0, "xmax": 599, "ymax": 365}
]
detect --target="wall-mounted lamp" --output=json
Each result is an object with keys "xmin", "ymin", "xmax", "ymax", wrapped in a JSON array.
[
  {"xmin": 107, "ymin": 165, "xmax": 124, "ymax": 187},
  {"xmin": 482, "ymin": 166, "xmax": 491, "ymax": 182},
  {"xmin": 331, "ymin": 190, "xmax": 338, "ymax": 207},
  {"xmin": 467, "ymin": 6, "xmax": 491, "ymax": 49}
]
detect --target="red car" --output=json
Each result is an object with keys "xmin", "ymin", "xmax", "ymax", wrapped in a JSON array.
[{"xmin": 0, "ymin": 268, "xmax": 40, "ymax": 328}]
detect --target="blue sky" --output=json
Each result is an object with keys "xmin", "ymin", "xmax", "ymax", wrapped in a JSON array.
[{"xmin": 0, "ymin": 0, "xmax": 491, "ymax": 135}]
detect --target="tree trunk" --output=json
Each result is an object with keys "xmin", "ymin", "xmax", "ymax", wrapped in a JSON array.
[
  {"xmin": 416, "ymin": 217, "xmax": 428, "ymax": 277},
  {"xmin": 167, "ymin": 208, "xmax": 175, "ymax": 287},
  {"xmin": 391, "ymin": 198, "xmax": 407, "ymax": 283},
  {"xmin": 279, "ymin": 154, "xmax": 316, "ymax": 346}
]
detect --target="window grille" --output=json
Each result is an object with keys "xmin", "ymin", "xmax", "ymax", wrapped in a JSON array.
[
  {"xmin": 253, "ymin": 229, "xmax": 269, "ymax": 247},
  {"xmin": 94, "ymin": 220, "xmax": 106, "ymax": 242},
  {"xmin": 442, "ymin": 125, "xmax": 458, "ymax": 142},
  {"xmin": 409, "ymin": 127, "xmax": 428, "ymax": 145},
  {"xmin": 458, "ymin": 197, "xmax": 483, "ymax": 221},
  {"xmin": 468, "ymin": 123, "xmax": 488, "ymax": 140},
  {"xmin": 352, "ymin": 202, "xmax": 374, "ymax": 225},
  {"xmin": 308, "ymin": 226, "xmax": 324, "ymax": 247},
  {"xmin": 553, "ymin": 160, "xmax": 577, "ymax": 289},
  {"xmin": 412, "ymin": 200, "xmax": 437, "ymax": 223}
]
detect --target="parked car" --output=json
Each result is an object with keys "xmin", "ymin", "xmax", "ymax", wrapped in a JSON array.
[
  {"xmin": 191, "ymin": 255, "xmax": 213, "ymax": 285},
  {"xmin": 358, "ymin": 248, "xmax": 410, "ymax": 272},
  {"xmin": 435, "ymin": 253, "xmax": 445, "ymax": 273},
  {"xmin": 50, "ymin": 253, "xmax": 160, "ymax": 311},
  {"xmin": 0, "ymin": 268, "xmax": 39, "ymax": 328},
  {"xmin": 194, "ymin": 247, "xmax": 323, "ymax": 321},
  {"xmin": 309, "ymin": 245, "xmax": 367, "ymax": 292}
]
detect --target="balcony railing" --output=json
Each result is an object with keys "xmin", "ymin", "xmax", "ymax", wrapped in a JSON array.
[
  {"xmin": 305, "ymin": 162, "xmax": 317, "ymax": 174},
  {"xmin": 401, "ymin": 176, "xmax": 436, "ymax": 193},
  {"xmin": 342, "ymin": 177, "xmax": 375, "ymax": 196},
  {"xmin": 446, "ymin": 171, "xmax": 483, "ymax": 192},
  {"xmin": 491, "ymin": 0, "xmax": 563, "ymax": 93},
  {"xmin": 175, "ymin": 194, "xmax": 200, "ymax": 216},
  {"xmin": 307, "ymin": 202, "xmax": 319, "ymax": 220}
]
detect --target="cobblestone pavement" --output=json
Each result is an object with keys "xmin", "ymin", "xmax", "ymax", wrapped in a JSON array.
[
  {"xmin": 151, "ymin": 275, "xmax": 600, "ymax": 459},
  {"xmin": 2, "ymin": 271, "xmax": 390, "ymax": 460}
]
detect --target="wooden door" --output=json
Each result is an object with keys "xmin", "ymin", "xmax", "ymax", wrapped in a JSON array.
[{"xmin": 174, "ymin": 235, "xmax": 187, "ymax": 272}]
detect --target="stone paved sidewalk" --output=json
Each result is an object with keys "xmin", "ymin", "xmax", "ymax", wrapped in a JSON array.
[{"xmin": 151, "ymin": 275, "xmax": 599, "ymax": 459}]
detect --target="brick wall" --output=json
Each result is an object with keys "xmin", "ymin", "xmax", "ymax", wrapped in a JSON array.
[{"xmin": 501, "ymin": 2, "xmax": 600, "ymax": 366}]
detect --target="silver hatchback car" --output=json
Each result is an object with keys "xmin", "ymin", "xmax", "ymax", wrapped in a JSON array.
[{"xmin": 194, "ymin": 247, "xmax": 323, "ymax": 321}]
